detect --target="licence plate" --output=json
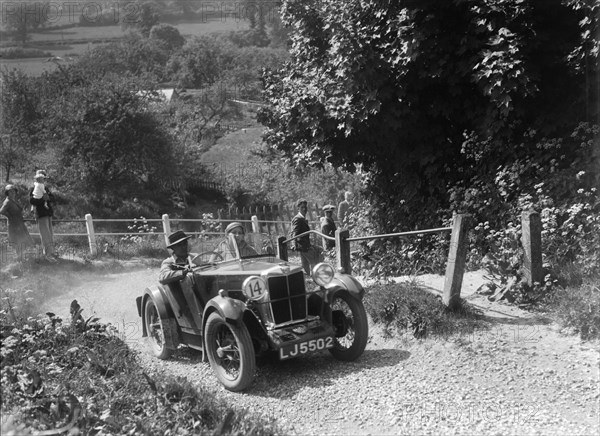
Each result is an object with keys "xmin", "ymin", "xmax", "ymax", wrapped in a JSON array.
[{"xmin": 279, "ymin": 336, "xmax": 334, "ymax": 360}]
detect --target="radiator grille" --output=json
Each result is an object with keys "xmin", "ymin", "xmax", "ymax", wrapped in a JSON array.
[{"xmin": 268, "ymin": 272, "xmax": 307, "ymax": 325}]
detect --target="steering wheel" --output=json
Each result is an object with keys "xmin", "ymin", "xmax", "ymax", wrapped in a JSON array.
[{"xmin": 190, "ymin": 251, "xmax": 224, "ymax": 264}]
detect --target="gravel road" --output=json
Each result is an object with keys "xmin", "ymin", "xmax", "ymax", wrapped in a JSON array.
[{"xmin": 44, "ymin": 264, "xmax": 600, "ymax": 435}]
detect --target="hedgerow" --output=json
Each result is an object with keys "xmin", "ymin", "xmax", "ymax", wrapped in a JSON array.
[{"xmin": 0, "ymin": 300, "xmax": 278, "ymax": 435}]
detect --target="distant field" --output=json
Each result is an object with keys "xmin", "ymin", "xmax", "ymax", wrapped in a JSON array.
[{"xmin": 0, "ymin": 18, "xmax": 250, "ymax": 76}]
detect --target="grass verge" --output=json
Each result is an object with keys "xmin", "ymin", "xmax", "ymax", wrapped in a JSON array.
[
  {"xmin": 363, "ymin": 280, "xmax": 485, "ymax": 340},
  {"xmin": 0, "ymin": 309, "xmax": 278, "ymax": 435}
]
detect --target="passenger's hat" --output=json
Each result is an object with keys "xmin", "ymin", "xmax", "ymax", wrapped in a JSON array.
[
  {"xmin": 4, "ymin": 184, "xmax": 16, "ymax": 195},
  {"xmin": 34, "ymin": 169, "xmax": 47, "ymax": 179},
  {"xmin": 296, "ymin": 198, "xmax": 307, "ymax": 207},
  {"xmin": 166, "ymin": 230, "xmax": 191, "ymax": 248},
  {"xmin": 225, "ymin": 222, "xmax": 245, "ymax": 234},
  {"xmin": 323, "ymin": 204, "xmax": 335, "ymax": 212}
]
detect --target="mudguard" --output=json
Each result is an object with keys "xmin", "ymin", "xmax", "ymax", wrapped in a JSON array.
[
  {"xmin": 140, "ymin": 285, "xmax": 176, "ymax": 338},
  {"xmin": 323, "ymin": 274, "xmax": 365, "ymax": 302},
  {"xmin": 202, "ymin": 294, "xmax": 247, "ymax": 330}
]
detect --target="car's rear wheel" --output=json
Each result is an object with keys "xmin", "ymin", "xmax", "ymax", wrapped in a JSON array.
[
  {"xmin": 144, "ymin": 298, "xmax": 174, "ymax": 360},
  {"xmin": 329, "ymin": 292, "xmax": 368, "ymax": 361},
  {"xmin": 205, "ymin": 312, "xmax": 256, "ymax": 391}
]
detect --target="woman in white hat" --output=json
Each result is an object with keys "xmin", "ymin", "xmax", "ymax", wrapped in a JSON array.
[
  {"xmin": 211, "ymin": 222, "xmax": 258, "ymax": 261},
  {"xmin": 0, "ymin": 184, "xmax": 34, "ymax": 259},
  {"xmin": 29, "ymin": 169, "xmax": 56, "ymax": 260}
]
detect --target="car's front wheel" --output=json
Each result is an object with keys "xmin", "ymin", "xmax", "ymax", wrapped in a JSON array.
[
  {"xmin": 144, "ymin": 298, "xmax": 177, "ymax": 360},
  {"xmin": 329, "ymin": 292, "xmax": 369, "ymax": 361},
  {"xmin": 204, "ymin": 312, "xmax": 256, "ymax": 391}
]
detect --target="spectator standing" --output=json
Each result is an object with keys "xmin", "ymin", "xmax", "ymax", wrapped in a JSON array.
[
  {"xmin": 291, "ymin": 198, "xmax": 322, "ymax": 274},
  {"xmin": 29, "ymin": 170, "xmax": 57, "ymax": 261},
  {"xmin": 338, "ymin": 191, "xmax": 354, "ymax": 227},
  {"xmin": 0, "ymin": 184, "xmax": 34, "ymax": 259},
  {"xmin": 320, "ymin": 204, "xmax": 337, "ymax": 249}
]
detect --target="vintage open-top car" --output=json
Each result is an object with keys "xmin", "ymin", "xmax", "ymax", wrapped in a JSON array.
[{"xmin": 135, "ymin": 232, "xmax": 368, "ymax": 391}]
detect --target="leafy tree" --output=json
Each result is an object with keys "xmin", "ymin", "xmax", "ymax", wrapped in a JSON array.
[
  {"xmin": 0, "ymin": 69, "xmax": 41, "ymax": 181},
  {"xmin": 121, "ymin": 1, "xmax": 161, "ymax": 37},
  {"xmin": 2, "ymin": 0, "xmax": 48, "ymax": 44},
  {"xmin": 75, "ymin": 34, "xmax": 170, "ymax": 81},
  {"xmin": 166, "ymin": 35, "xmax": 237, "ymax": 88},
  {"xmin": 38, "ymin": 74, "xmax": 177, "ymax": 206},
  {"xmin": 149, "ymin": 23, "xmax": 185, "ymax": 51},
  {"xmin": 258, "ymin": 0, "xmax": 599, "ymax": 230}
]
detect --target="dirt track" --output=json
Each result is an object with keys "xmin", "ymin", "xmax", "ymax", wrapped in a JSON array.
[{"xmin": 43, "ymin": 264, "xmax": 600, "ymax": 435}]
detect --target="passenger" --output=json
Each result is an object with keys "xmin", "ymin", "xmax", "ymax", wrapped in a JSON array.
[{"xmin": 211, "ymin": 222, "xmax": 258, "ymax": 261}]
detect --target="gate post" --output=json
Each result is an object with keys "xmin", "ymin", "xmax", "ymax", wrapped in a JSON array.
[
  {"xmin": 521, "ymin": 210, "xmax": 543, "ymax": 286},
  {"xmin": 443, "ymin": 214, "xmax": 471, "ymax": 310},
  {"xmin": 251, "ymin": 215, "xmax": 260, "ymax": 233},
  {"xmin": 162, "ymin": 214, "xmax": 171, "ymax": 247},
  {"xmin": 85, "ymin": 213, "xmax": 97, "ymax": 256},
  {"xmin": 277, "ymin": 236, "xmax": 288, "ymax": 261},
  {"xmin": 335, "ymin": 229, "xmax": 351, "ymax": 274}
]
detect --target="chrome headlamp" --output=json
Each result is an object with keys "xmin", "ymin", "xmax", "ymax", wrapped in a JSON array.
[{"xmin": 311, "ymin": 263, "xmax": 335, "ymax": 287}]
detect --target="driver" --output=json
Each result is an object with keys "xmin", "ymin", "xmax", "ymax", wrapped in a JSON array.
[
  {"xmin": 159, "ymin": 230, "xmax": 201, "ymax": 284},
  {"xmin": 211, "ymin": 222, "xmax": 258, "ymax": 261}
]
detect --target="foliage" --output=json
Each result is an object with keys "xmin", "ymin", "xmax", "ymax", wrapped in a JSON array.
[
  {"xmin": 546, "ymin": 279, "xmax": 600, "ymax": 340},
  {"xmin": 167, "ymin": 35, "xmax": 238, "ymax": 89},
  {"xmin": 2, "ymin": 0, "xmax": 47, "ymax": 44},
  {"xmin": 149, "ymin": 23, "xmax": 186, "ymax": 51},
  {"xmin": 201, "ymin": 128, "xmax": 363, "ymax": 208},
  {"xmin": 121, "ymin": 1, "xmax": 161, "ymax": 37},
  {"xmin": 364, "ymin": 281, "xmax": 483, "ymax": 340},
  {"xmin": 349, "ymin": 199, "xmax": 452, "ymax": 279},
  {"xmin": 0, "ymin": 69, "xmax": 42, "ymax": 182},
  {"xmin": 0, "ymin": 304, "xmax": 278, "ymax": 435},
  {"xmin": 36, "ymin": 72, "xmax": 179, "ymax": 207},
  {"xmin": 74, "ymin": 33, "xmax": 171, "ymax": 81},
  {"xmin": 259, "ymin": 0, "xmax": 598, "ymax": 231}
]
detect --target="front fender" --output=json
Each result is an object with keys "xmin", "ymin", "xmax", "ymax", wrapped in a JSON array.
[
  {"xmin": 202, "ymin": 294, "xmax": 247, "ymax": 331},
  {"xmin": 140, "ymin": 285, "xmax": 175, "ymax": 337},
  {"xmin": 323, "ymin": 274, "xmax": 365, "ymax": 302}
]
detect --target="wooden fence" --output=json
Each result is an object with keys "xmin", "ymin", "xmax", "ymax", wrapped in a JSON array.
[{"xmin": 1, "ymin": 210, "xmax": 543, "ymax": 310}]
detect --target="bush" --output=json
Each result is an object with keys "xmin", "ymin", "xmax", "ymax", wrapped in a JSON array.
[
  {"xmin": 546, "ymin": 279, "xmax": 600, "ymax": 340},
  {"xmin": 363, "ymin": 281, "xmax": 483, "ymax": 340},
  {"xmin": 0, "ymin": 305, "xmax": 279, "ymax": 435}
]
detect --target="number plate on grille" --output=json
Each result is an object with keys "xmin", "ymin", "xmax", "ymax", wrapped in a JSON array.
[{"xmin": 279, "ymin": 337, "xmax": 334, "ymax": 360}]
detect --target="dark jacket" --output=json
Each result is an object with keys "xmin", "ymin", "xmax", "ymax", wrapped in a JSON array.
[
  {"xmin": 29, "ymin": 187, "xmax": 54, "ymax": 219},
  {"xmin": 320, "ymin": 216, "xmax": 337, "ymax": 249},
  {"xmin": 291, "ymin": 212, "xmax": 311, "ymax": 252}
]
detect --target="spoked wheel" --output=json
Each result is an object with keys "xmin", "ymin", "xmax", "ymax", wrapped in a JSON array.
[
  {"xmin": 329, "ymin": 292, "xmax": 369, "ymax": 361},
  {"xmin": 205, "ymin": 312, "xmax": 256, "ymax": 391},
  {"xmin": 144, "ymin": 298, "xmax": 174, "ymax": 359}
]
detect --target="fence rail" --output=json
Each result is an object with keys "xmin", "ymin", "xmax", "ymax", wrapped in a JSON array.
[{"xmin": 1, "ymin": 211, "xmax": 543, "ymax": 310}]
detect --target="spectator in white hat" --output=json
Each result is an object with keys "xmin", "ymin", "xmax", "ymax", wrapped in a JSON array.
[{"xmin": 29, "ymin": 170, "xmax": 57, "ymax": 261}]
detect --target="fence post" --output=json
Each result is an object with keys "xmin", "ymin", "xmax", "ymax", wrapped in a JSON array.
[
  {"xmin": 442, "ymin": 214, "xmax": 471, "ymax": 310},
  {"xmin": 162, "ymin": 214, "xmax": 171, "ymax": 247},
  {"xmin": 85, "ymin": 213, "xmax": 97, "ymax": 256},
  {"xmin": 277, "ymin": 236, "xmax": 288, "ymax": 261},
  {"xmin": 335, "ymin": 229, "xmax": 351, "ymax": 274},
  {"xmin": 521, "ymin": 210, "xmax": 543, "ymax": 286},
  {"xmin": 251, "ymin": 215, "xmax": 260, "ymax": 233}
]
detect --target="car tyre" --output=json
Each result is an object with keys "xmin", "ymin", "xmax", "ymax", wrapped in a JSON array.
[
  {"xmin": 329, "ymin": 292, "xmax": 369, "ymax": 361},
  {"xmin": 144, "ymin": 298, "xmax": 175, "ymax": 360},
  {"xmin": 205, "ymin": 312, "xmax": 256, "ymax": 392}
]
